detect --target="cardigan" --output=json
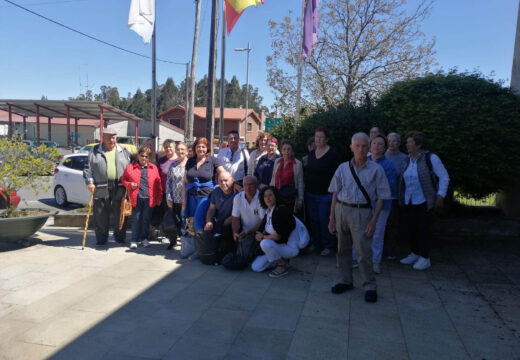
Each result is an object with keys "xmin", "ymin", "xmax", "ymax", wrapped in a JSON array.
[
  {"xmin": 270, "ymin": 157, "xmax": 304, "ymax": 208},
  {"xmin": 259, "ymin": 205, "xmax": 296, "ymax": 244}
]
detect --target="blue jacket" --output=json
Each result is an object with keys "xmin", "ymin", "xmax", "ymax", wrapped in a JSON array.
[{"xmin": 368, "ymin": 155, "xmax": 397, "ymax": 210}]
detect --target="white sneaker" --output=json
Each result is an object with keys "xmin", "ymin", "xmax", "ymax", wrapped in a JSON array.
[
  {"xmin": 413, "ymin": 256, "xmax": 431, "ymax": 270},
  {"xmin": 352, "ymin": 260, "xmax": 359, "ymax": 268},
  {"xmin": 130, "ymin": 242, "xmax": 138, "ymax": 249},
  {"xmin": 141, "ymin": 240, "xmax": 150, "ymax": 247},
  {"xmin": 320, "ymin": 248, "xmax": 331, "ymax": 256},
  {"xmin": 373, "ymin": 263, "xmax": 381, "ymax": 274},
  {"xmin": 400, "ymin": 252, "xmax": 420, "ymax": 265}
]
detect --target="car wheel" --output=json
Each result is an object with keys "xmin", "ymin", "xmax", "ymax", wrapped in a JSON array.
[{"xmin": 54, "ymin": 186, "xmax": 69, "ymax": 207}]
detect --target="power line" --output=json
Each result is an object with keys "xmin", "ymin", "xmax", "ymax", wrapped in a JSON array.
[
  {"xmin": 0, "ymin": 0, "xmax": 89, "ymax": 8},
  {"xmin": 3, "ymin": 0, "xmax": 188, "ymax": 66}
]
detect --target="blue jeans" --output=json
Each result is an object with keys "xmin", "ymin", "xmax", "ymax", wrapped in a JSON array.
[
  {"xmin": 132, "ymin": 197, "xmax": 151, "ymax": 243},
  {"xmin": 306, "ymin": 192, "xmax": 334, "ymax": 250}
]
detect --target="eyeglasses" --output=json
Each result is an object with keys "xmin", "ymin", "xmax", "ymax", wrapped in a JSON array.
[{"xmin": 139, "ymin": 154, "xmax": 149, "ymax": 158}]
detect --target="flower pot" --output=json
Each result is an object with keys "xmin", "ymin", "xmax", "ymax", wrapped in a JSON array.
[{"xmin": 0, "ymin": 209, "xmax": 57, "ymax": 242}]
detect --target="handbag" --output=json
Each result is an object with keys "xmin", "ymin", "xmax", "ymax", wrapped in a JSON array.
[
  {"xmin": 277, "ymin": 161, "xmax": 298, "ymax": 200},
  {"xmin": 119, "ymin": 189, "xmax": 132, "ymax": 230}
]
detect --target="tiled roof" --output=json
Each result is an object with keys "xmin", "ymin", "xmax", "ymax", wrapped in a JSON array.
[
  {"xmin": 0, "ymin": 113, "xmax": 99, "ymax": 126},
  {"xmin": 159, "ymin": 105, "xmax": 261, "ymax": 122}
]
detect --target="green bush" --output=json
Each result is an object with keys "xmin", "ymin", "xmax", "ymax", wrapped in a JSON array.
[
  {"xmin": 377, "ymin": 71, "xmax": 520, "ymax": 199},
  {"xmin": 270, "ymin": 104, "xmax": 383, "ymax": 160}
]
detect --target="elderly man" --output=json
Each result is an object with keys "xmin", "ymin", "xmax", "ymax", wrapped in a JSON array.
[
  {"xmin": 328, "ymin": 132, "xmax": 391, "ymax": 303},
  {"xmin": 196, "ymin": 171, "xmax": 238, "ymax": 264},
  {"xmin": 83, "ymin": 128, "xmax": 131, "ymax": 246},
  {"xmin": 221, "ymin": 176, "xmax": 265, "ymax": 269},
  {"xmin": 218, "ymin": 130, "xmax": 249, "ymax": 186}
]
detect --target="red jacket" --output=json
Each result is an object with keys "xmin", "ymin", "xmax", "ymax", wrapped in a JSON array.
[{"xmin": 121, "ymin": 162, "xmax": 163, "ymax": 208}]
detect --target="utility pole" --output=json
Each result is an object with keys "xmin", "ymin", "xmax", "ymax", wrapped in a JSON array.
[
  {"xmin": 185, "ymin": 61, "xmax": 190, "ymax": 139},
  {"xmin": 219, "ymin": 0, "xmax": 226, "ymax": 150},
  {"xmin": 295, "ymin": 0, "xmax": 306, "ymax": 122},
  {"xmin": 206, "ymin": 0, "xmax": 219, "ymax": 147},
  {"xmin": 235, "ymin": 42, "xmax": 251, "ymax": 143},
  {"xmin": 188, "ymin": 0, "xmax": 202, "ymax": 143}
]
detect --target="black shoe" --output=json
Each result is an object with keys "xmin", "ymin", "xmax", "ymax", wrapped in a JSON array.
[
  {"xmin": 96, "ymin": 241, "xmax": 107, "ymax": 246},
  {"xmin": 115, "ymin": 239, "xmax": 126, "ymax": 244},
  {"xmin": 365, "ymin": 290, "xmax": 378, "ymax": 303},
  {"xmin": 166, "ymin": 244, "xmax": 174, "ymax": 250},
  {"xmin": 331, "ymin": 283, "xmax": 354, "ymax": 294}
]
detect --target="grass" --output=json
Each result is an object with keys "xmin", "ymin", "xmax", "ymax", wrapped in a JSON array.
[{"xmin": 454, "ymin": 192, "xmax": 496, "ymax": 207}]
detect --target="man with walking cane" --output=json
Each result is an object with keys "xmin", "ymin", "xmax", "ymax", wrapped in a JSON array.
[{"xmin": 83, "ymin": 127, "xmax": 131, "ymax": 246}]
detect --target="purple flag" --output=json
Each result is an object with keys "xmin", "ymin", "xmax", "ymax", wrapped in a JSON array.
[{"xmin": 302, "ymin": 0, "xmax": 319, "ymax": 59}]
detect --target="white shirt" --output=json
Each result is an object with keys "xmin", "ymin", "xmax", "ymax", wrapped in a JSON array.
[
  {"xmin": 403, "ymin": 153, "xmax": 449, "ymax": 205},
  {"xmin": 218, "ymin": 147, "xmax": 249, "ymax": 182},
  {"xmin": 232, "ymin": 190, "xmax": 265, "ymax": 232},
  {"xmin": 264, "ymin": 207, "xmax": 275, "ymax": 235}
]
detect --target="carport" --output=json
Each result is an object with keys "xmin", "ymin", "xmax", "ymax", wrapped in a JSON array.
[{"xmin": 0, "ymin": 99, "xmax": 145, "ymax": 148}]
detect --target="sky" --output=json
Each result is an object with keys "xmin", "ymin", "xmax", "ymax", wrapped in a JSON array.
[{"xmin": 0, "ymin": 0, "xmax": 518, "ymax": 113}]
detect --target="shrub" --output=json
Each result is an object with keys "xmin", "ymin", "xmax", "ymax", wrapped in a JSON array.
[{"xmin": 377, "ymin": 71, "xmax": 520, "ymax": 199}]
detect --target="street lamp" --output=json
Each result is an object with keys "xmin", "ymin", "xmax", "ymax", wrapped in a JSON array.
[{"xmin": 234, "ymin": 42, "xmax": 251, "ymax": 144}]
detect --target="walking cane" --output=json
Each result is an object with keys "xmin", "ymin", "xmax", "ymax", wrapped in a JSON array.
[{"xmin": 82, "ymin": 193, "xmax": 94, "ymax": 250}]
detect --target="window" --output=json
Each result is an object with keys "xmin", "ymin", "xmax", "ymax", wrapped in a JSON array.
[
  {"xmin": 247, "ymin": 122, "xmax": 252, "ymax": 132},
  {"xmin": 168, "ymin": 118, "xmax": 182, "ymax": 128}
]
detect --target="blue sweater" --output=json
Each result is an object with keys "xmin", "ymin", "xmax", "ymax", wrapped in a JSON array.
[{"xmin": 368, "ymin": 155, "xmax": 397, "ymax": 209}]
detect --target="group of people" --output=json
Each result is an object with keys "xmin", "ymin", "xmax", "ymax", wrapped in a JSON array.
[{"xmin": 83, "ymin": 124, "xmax": 449, "ymax": 302}]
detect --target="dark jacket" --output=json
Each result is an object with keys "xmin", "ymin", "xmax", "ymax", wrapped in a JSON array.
[{"xmin": 259, "ymin": 205, "xmax": 296, "ymax": 244}]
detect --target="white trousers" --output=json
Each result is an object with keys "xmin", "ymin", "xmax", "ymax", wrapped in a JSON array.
[
  {"xmin": 353, "ymin": 208, "xmax": 390, "ymax": 264},
  {"xmin": 251, "ymin": 239, "xmax": 299, "ymax": 272}
]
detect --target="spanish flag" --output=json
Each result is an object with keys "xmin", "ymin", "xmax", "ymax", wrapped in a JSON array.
[{"xmin": 225, "ymin": 0, "xmax": 264, "ymax": 35}]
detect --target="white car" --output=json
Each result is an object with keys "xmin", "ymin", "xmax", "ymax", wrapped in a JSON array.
[{"xmin": 53, "ymin": 153, "xmax": 91, "ymax": 206}]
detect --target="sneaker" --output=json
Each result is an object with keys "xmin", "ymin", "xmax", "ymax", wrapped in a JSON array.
[
  {"xmin": 160, "ymin": 238, "xmax": 170, "ymax": 244},
  {"xmin": 373, "ymin": 263, "xmax": 381, "ymax": 274},
  {"xmin": 320, "ymin": 248, "xmax": 331, "ymax": 256},
  {"xmin": 365, "ymin": 290, "xmax": 378, "ymax": 303},
  {"xmin": 352, "ymin": 260, "xmax": 359, "ymax": 268},
  {"xmin": 269, "ymin": 267, "xmax": 289, "ymax": 278},
  {"xmin": 412, "ymin": 256, "xmax": 431, "ymax": 270},
  {"xmin": 400, "ymin": 252, "xmax": 420, "ymax": 265},
  {"xmin": 141, "ymin": 240, "xmax": 150, "ymax": 248},
  {"xmin": 130, "ymin": 242, "xmax": 138, "ymax": 249}
]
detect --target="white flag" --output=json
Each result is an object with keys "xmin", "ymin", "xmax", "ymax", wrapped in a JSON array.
[{"xmin": 128, "ymin": 0, "xmax": 155, "ymax": 44}]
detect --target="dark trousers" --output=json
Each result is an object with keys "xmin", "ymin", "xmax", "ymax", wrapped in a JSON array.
[
  {"xmin": 93, "ymin": 185, "xmax": 127, "ymax": 244},
  {"xmin": 404, "ymin": 202, "xmax": 431, "ymax": 258},
  {"xmin": 384, "ymin": 199, "xmax": 404, "ymax": 255},
  {"xmin": 131, "ymin": 197, "xmax": 151, "ymax": 243}
]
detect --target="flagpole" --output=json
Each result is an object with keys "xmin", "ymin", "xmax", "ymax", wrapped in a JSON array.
[
  {"xmin": 152, "ymin": 21, "xmax": 157, "ymax": 146},
  {"xmin": 206, "ymin": 0, "xmax": 218, "ymax": 145},
  {"xmin": 219, "ymin": 0, "xmax": 226, "ymax": 150},
  {"xmin": 295, "ymin": 0, "xmax": 305, "ymax": 123}
]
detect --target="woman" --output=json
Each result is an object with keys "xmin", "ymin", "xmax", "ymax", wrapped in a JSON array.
[
  {"xmin": 247, "ymin": 132, "xmax": 270, "ymax": 176},
  {"xmin": 270, "ymin": 139, "xmax": 304, "ymax": 214},
  {"xmin": 399, "ymin": 131, "xmax": 449, "ymax": 270},
  {"xmin": 183, "ymin": 137, "xmax": 225, "ymax": 235},
  {"xmin": 254, "ymin": 137, "xmax": 280, "ymax": 188},
  {"xmin": 252, "ymin": 186, "xmax": 296, "ymax": 277},
  {"xmin": 121, "ymin": 146, "xmax": 163, "ymax": 249},
  {"xmin": 158, "ymin": 139, "xmax": 177, "ymax": 191},
  {"xmin": 165, "ymin": 142, "xmax": 188, "ymax": 249},
  {"xmin": 304, "ymin": 127, "xmax": 342, "ymax": 256},
  {"xmin": 301, "ymin": 136, "xmax": 315, "ymax": 168},
  {"xmin": 352, "ymin": 134, "xmax": 397, "ymax": 274},
  {"xmin": 143, "ymin": 138, "xmax": 158, "ymax": 164}
]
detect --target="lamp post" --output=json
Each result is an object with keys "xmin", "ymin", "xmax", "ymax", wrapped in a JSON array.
[{"xmin": 234, "ymin": 42, "xmax": 251, "ymax": 144}]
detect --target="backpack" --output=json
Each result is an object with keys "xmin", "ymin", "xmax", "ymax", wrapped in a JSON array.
[{"xmin": 195, "ymin": 230, "xmax": 221, "ymax": 265}]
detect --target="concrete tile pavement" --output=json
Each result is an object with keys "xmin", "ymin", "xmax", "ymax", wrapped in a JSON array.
[{"xmin": 0, "ymin": 226, "xmax": 519, "ymax": 360}]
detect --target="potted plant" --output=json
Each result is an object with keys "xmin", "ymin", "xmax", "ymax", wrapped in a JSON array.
[{"xmin": 0, "ymin": 135, "xmax": 60, "ymax": 243}]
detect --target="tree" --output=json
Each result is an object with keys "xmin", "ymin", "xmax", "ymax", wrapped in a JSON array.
[
  {"xmin": 377, "ymin": 71, "xmax": 520, "ymax": 199},
  {"xmin": 267, "ymin": 0, "xmax": 436, "ymax": 114},
  {"xmin": 159, "ymin": 77, "xmax": 180, "ymax": 112}
]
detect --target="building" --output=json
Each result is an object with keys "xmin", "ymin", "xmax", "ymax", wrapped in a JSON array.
[{"xmin": 159, "ymin": 106, "xmax": 265, "ymax": 148}]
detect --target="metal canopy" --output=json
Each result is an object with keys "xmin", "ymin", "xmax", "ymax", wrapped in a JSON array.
[{"xmin": 0, "ymin": 99, "xmax": 145, "ymax": 123}]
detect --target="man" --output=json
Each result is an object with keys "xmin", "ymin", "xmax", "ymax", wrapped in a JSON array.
[
  {"xmin": 198, "ymin": 171, "xmax": 238, "ymax": 262},
  {"xmin": 218, "ymin": 130, "xmax": 249, "ymax": 186},
  {"xmin": 328, "ymin": 133, "xmax": 391, "ymax": 303},
  {"xmin": 385, "ymin": 132, "xmax": 407, "ymax": 173},
  {"xmin": 224, "ymin": 176, "xmax": 265, "ymax": 268},
  {"xmin": 83, "ymin": 127, "xmax": 131, "ymax": 246},
  {"xmin": 384, "ymin": 132, "xmax": 408, "ymax": 259}
]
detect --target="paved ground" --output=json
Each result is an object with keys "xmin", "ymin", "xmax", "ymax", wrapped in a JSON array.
[{"xmin": 0, "ymin": 224, "xmax": 519, "ymax": 360}]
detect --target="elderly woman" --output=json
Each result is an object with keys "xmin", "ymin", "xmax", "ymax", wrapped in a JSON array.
[
  {"xmin": 270, "ymin": 139, "xmax": 304, "ymax": 213},
  {"xmin": 183, "ymin": 137, "xmax": 225, "ymax": 234},
  {"xmin": 121, "ymin": 145, "xmax": 163, "ymax": 249},
  {"xmin": 158, "ymin": 139, "xmax": 177, "ymax": 190},
  {"xmin": 247, "ymin": 132, "xmax": 270, "ymax": 176},
  {"xmin": 143, "ymin": 138, "xmax": 158, "ymax": 164},
  {"xmin": 251, "ymin": 186, "xmax": 296, "ymax": 277},
  {"xmin": 304, "ymin": 127, "xmax": 342, "ymax": 256},
  {"xmin": 352, "ymin": 134, "xmax": 397, "ymax": 274},
  {"xmin": 399, "ymin": 131, "xmax": 449, "ymax": 270},
  {"xmin": 254, "ymin": 137, "xmax": 280, "ymax": 188},
  {"xmin": 165, "ymin": 142, "xmax": 188, "ymax": 249}
]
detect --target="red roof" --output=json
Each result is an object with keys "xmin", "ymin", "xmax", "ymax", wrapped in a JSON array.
[{"xmin": 159, "ymin": 105, "xmax": 261, "ymax": 123}]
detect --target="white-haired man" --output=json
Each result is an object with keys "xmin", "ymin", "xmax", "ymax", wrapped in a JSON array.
[{"xmin": 328, "ymin": 132, "xmax": 391, "ymax": 303}]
